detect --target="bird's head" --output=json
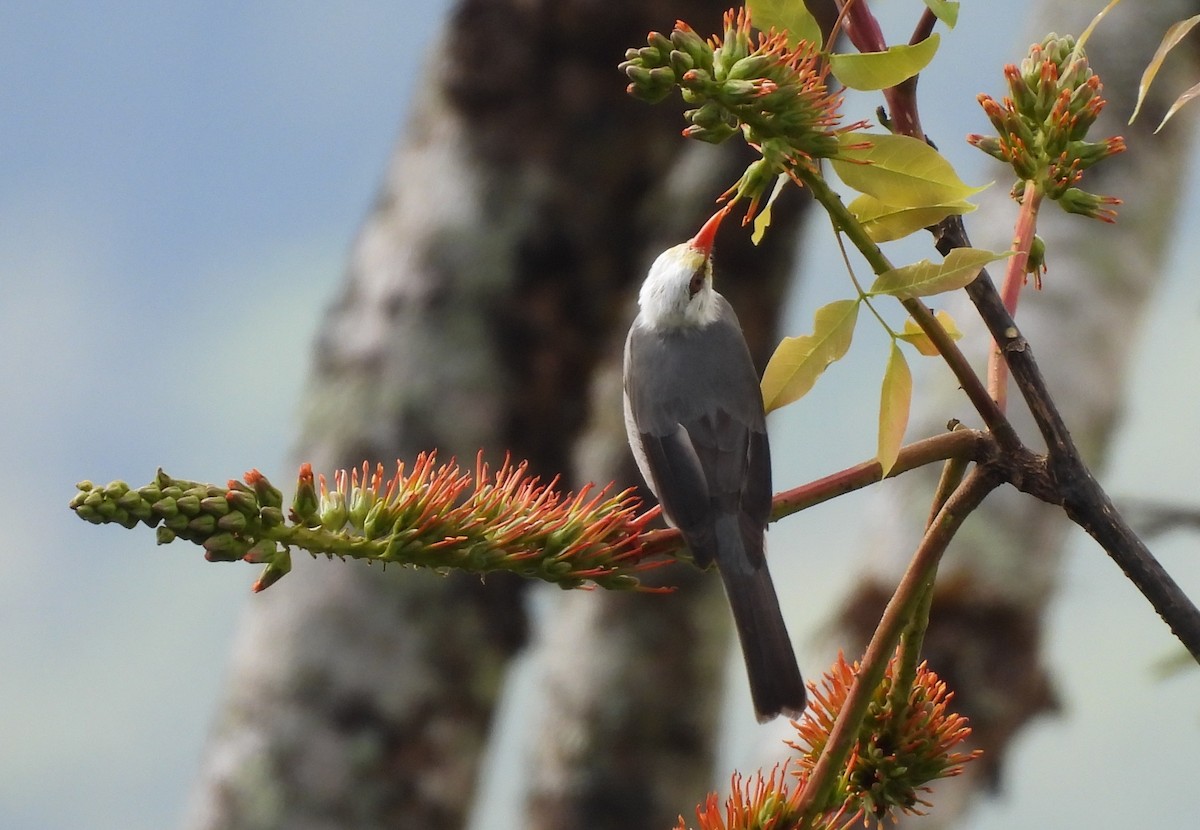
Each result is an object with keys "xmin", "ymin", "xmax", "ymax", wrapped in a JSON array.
[{"xmin": 637, "ymin": 209, "xmax": 728, "ymax": 330}]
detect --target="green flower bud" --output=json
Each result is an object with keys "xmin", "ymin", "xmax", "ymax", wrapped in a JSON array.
[
  {"xmin": 116, "ymin": 489, "xmax": 144, "ymax": 510},
  {"xmin": 187, "ymin": 514, "xmax": 217, "ymax": 536},
  {"xmin": 152, "ymin": 498, "xmax": 178, "ymax": 519},
  {"xmin": 727, "ymin": 54, "xmax": 773, "ymax": 81},
  {"xmin": 1026, "ymin": 235, "xmax": 1047, "ymax": 276},
  {"xmin": 252, "ymin": 550, "xmax": 292, "ymax": 592},
  {"xmin": 224, "ymin": 488, "xmax": 259, "ymax": 515},
  {"xmin": 681, "ymin": 122, "xmax": 737, "ymax": 144},
  {"xmin": 203, "ymin": 533, "xmax": 242, "ymax": 562},
  {"xmin": 648, "ymin": 31, "xmax": 672, "ymax": 56},
  {"xmin": 671, "ymin": 26, "xmax": 710, "ymax": 69},
  {"xmin": 686, "ymin": 102, "xmax": 726, "ymax": 129},
  {"xmin": 669, "ymin": 49, "xmax": 694, "ymax": 76},
  {"xmin": 137, "ymin": 484, "xmax": 163, "ymax": 504},
  {"xmin": 200, "ymin": 495, "xmax": 230, "ymax": 517},
  {"xmin": 1057, "ymin": 187, "xmax": 1119, "ymax": 222},
  {"xmin": 259, "ymin": 506, "xmax": 285, "ymax": 528},
  {"xmin": 217, "ymin": 511, "xmax": 248, "ymax": 533},
  {"xmin": 719, "ymin": 79, "xmax": 761, "ymax": 105},
  {"xmin": 247, "ymin": 472, "xmax": 283, "ymax": 510},
  {"xmin": 156, "ymin": 526, "xmax": 176, "ymax": 544},
  {"xmin": 636, "ymin": 45, "xmax": 664, "ymax": 67}
]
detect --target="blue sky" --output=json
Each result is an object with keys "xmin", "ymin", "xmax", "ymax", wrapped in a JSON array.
[{"xmin": 3, "ymin": 4, "xmax": 1198, "ymax": 830}]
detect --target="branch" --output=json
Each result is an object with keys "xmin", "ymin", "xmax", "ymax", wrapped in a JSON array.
[
  {"xmin": 936, "ymin": 216, "xmax": 1200, "ymax": 661},
  {"xmin": 794, "ymin": 466, "xmax": 1002, "ymax": 823}
]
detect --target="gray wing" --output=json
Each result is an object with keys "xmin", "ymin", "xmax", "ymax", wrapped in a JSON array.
[{"xmin": 624, "ymin": 298, "xmax": 771, "ymax": 567}]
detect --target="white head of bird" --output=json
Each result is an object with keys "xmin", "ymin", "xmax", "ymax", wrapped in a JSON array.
[{"xmin": 637, "ymin": 210, "xmax": 728, "ymax": 331}]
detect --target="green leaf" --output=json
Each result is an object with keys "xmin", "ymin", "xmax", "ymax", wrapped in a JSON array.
[
  {"xmin": 829, "ymin": 34, "xmax": 940, "ymax": 91},
  {"xmin": 922, "ymin": 0, "xmax": 959, "ymax": 28},
  {"xmin": 847, "ymin": 193, "xmax": 976, "ymax": 243},
  {"xmin": 832, "ymin": 132, "xmax": 986, "ymax": 206},
  {"xmin": 897, "ymin": 309, "xmax": 963, "ymax": 356},
  {"xmin": 752, "ymin": 173, "xmax": 791, "ymax": 245},
  {"xmin": 761, "ymin": 299, "xmax": 859, "ymax": 413},
  {"xmin": 877, "ymin": 343, "xmax": 912, "ymax": 477},
  {"xmin": 869, "ymin": 247, "xmax": 1007, "ymax": 299},
  {"xmin": 1131, "ymin": 15, "xmax": 1200, "ymax": 124},
  {"xmin": 746, "ymin": 0, "xmax": 823, "ymax": 49}
]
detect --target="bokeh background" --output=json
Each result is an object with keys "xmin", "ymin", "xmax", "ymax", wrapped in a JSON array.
[{"xmin": 4, "ymin": 3, "xmax": 1199, "ymax": 828}]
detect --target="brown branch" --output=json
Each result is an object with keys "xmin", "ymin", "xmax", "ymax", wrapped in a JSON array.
[
  {"xmin": 834, "ymin": 0, "xmax": 1200, "ymax": 663},
  {"xmin": 935, "ymin": 216, "xmax": 1200, "ymax": 661},
  {"xmin": 794, "ymin": 466, "xmax": 1002, "ymax": 822}
]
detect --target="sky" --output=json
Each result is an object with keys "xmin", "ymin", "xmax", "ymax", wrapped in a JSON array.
[{"xmin": 3, "ymin": 3, "xmax": 1198, "ymax": 830}]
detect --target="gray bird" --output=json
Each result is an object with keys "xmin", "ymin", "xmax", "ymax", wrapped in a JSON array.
[{"xmin": 623, "ymin": 208, "xmax": 806, "ymax": 721}]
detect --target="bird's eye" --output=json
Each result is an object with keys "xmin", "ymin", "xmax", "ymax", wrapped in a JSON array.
[{"xmin": 688, "ymin": 268, "xmax": 705, "ymax": 297}]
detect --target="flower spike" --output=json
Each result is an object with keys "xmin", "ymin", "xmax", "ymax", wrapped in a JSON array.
[{"xmin": 70, "ymin": 453, "xmax": 674, "ymax": 592}]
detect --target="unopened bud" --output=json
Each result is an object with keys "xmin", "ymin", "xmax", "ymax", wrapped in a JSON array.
[
  {"xmin": 217, "ymin": 511, "xmax": 249, "ymax": 533},
  {"xmin": 203, "ymin": 533, "xmax": 242, "ymax": 562},
  {"xmin": 1058, "ymin": 187, "xmax": 1120, "ymax": 222},
  {"xmin": 200, "ymin": 495, "xmax": 230, "ymax": 517}
]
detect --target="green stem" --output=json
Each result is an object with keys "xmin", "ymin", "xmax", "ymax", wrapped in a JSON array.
[
  {"xmin": 795, "ymin": 466, "xmax": 1001, "ymax": 825},
  {"xmin": 797, "ymin": 167, "xmax": 1021, "ymax": 451},
  {"xmin": 886, "ymin": 446, "xmax": 972, "ymax": 719}
]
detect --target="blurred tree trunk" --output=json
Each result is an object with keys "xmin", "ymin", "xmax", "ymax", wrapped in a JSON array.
[
  {"xmin": 832, "ymin": 0, "xmax": 1199, "ymax": 822},
  {"xmin": 182, "ymin": 2, "xmax": 817, "ymax": 829}
]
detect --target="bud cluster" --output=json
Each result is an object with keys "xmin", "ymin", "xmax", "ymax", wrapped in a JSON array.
[
  {"xmin": 968, "ymin": 35, "xmax": 1124, "ymax": 221},
  {"xmin": 621, "ymin": 8, "xmax": 858, "ymax": 217},
  {"xmin": 72, "ymin": 470, "xmax": 292, "ymax": 590},
  {"xmin": 71, "ymin": 453, "xmax": 668, "ymax": 592}
]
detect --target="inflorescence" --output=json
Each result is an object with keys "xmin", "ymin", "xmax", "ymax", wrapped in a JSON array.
[{"xmin": 71, "ymin": 453, "xmax": 670, "ymax": 592}]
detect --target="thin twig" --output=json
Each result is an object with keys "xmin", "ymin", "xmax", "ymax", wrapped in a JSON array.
[{"xmin": 638, "ymin": 429, "xmax": 990, "ymax": 559}]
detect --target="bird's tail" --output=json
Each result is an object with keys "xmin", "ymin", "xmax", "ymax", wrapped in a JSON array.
[{"xmin": 713, "ymin": 513, "xmax": 807, "ymax": 722}]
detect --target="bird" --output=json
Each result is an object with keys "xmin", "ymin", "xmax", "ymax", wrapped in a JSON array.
[{"xmin": 622, "ymin": 207, "xmax": 806, "ymax": 721}]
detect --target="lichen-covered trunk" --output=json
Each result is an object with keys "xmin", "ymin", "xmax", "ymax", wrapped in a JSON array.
[
  {"xmin": 833, "ymin": 0, "xmax": 1199, "ymax": 822},
  {"xmin": 181, "ymin": 2, "xmax": 812, "ymax": 828}
]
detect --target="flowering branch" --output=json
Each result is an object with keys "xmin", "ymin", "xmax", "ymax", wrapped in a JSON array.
[
  {"xmin": 70, "ymin": 453, "xmax": 668, "ymax": 593},
  {"xmin": 677, "ymin": 651, "xmax": 981, "ymax": 830},
  {"xmin": 791, "ymin": 466, "xmax": 1000, "ymax": 823}
]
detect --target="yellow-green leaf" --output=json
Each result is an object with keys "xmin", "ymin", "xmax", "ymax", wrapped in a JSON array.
[
  {"xmin": 832, "ymin": 132, "xmax": 986, "ymax": 207},
  {"xmin": 869, "ymin": 247, "xmax": 1007, "ymax": 299},
  {"xmin": 1077, "ymin": 0, "xmax": 1124, "ymax": 51},
  {"xmin": 752, "ymin": 173, "xmax": 791, "ymax": 245},
  {"xmin": 830, "ymin": 34, "xmax": 940, "ymax": 91},
  {"xmin": 761, "ymin": 299, "xmax": 859, "ymax": 413},
  {"xmin": 898, "ymin": 309, "xmax": 963, "ymax": 356},
  {"xmin": 877, "ymin": 343, "xmax": 912, "ymax": 477},
  {"xmin": 746, "ymin": 0, "xmax": 823, "ymax": 49},
  {"xmin": 1156, "ymin": 78, "xmax": 1200, "ymax": 133},
  {"xmin": 1131, "ymin": 15, "xmax": 1200, "ymax": 124},
  {"xmin": 922, "ymin": 0, "xmax": 959, "ymax": 28},
  {"xmin": 847, "ymin": 193, "xmax": 976, "ymax": 243}
]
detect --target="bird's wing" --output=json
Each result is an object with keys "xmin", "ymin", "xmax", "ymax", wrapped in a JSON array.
[{"xmin": 626, "ymin": 308, "xmax": 771, "ymax": 567}]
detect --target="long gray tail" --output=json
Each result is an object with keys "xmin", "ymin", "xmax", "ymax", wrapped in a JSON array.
[{"xmin": 713, "ymin": 513, "xmax": 806, "ymax": 722}]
